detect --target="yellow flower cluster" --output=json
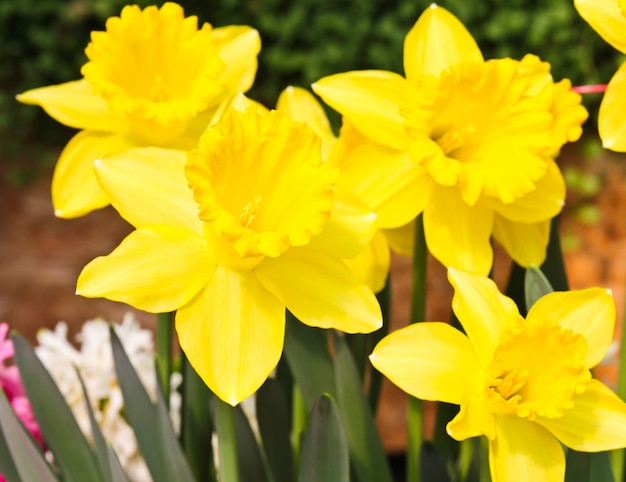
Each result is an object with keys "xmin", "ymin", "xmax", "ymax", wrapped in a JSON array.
[{"xmin": 17, "ymin": 2, "xmax": 626, "ymax": 481}]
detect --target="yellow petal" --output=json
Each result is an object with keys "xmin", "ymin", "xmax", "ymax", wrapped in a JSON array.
[
  {"xmin": 492, "ymin": 217, "xmax": 550, "ymax": 268},
  {"xmin": 95, "ymin": 147, "xmax": 202, "ymax": 235},
  {"xmin": 52, "ymin": 130, "xmax": 135, "ymax": 218},
  {"xmin": 176, "ymin": 267, "xmax": 284, "ymax": 405},
  {"xmin": 423, "ymin": 185, "xmax": 494, "ymax": 275},
  {"xmin": 339, "ymin": 143, "xmax": 430, "ymax": 229},
  {"xmin": 255, "ymin": 248, "xmax": 382, "ymax": 334},
  {"xmin": 448, "ymin": 268, "xmax": 521, "ymax": 367},
  {"xmin": 307, "ymin": 188, "xmax": 377, "ymax": 259},
  {"xmin": 77, "ymin": 226, "xmax": 214, "ymax": 313},
  {"xmin": 483, "ymin": 160, "xmax": 565, "ymax": 223},
  {"xmin": 344, "ymin": 231, "xmax": 391, "ymax": 293},
  {"xmin": 489, "ymin": 415, "xmax": 564, "ymax": 482},
  {"xmin": 16, "ymin": 80, "xmax": 127, "ymax": 132},
  {"xmin": 526, "ymin": 288, "xmax": 615, "ymax": 368},
  {"xmin": 382, "ymin": 221, "xmax": 415, "ymax": 257},
  {"xmin": 370, "ymin": 322, "xmax": 483, "ymax": 404},
  {"xmin": 312, "ymin": 70, "xmax": 409, "ymax": 150},
  {"xmin": 277, "ymin": 86, "xmax": 336, "ymax": 158},
  {"xmin": 575, "ymin": 0, "xmax": 626, "ymax": 54},
  {"xmin": 447, "ymin": 395, "xmax": 495, "ymax": 441},
  {"xmin": 599, "ymin": 62, "xmax": 626, "ymax": 151},
  {"xmin": 213, "ymin": 25, "xmax": 261, "ymax": 98},
  {"xmin": 536, "ymin": 379, "xmax": 626, "ymax": 451},
  {"xmin": 404, "ymin": 4, "xmax": 483, "ymax": 81}
]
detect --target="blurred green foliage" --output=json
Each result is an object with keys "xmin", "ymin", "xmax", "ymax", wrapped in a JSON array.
[{"xmin": 1, "ymin": 0, "xmax": 623, "ymax": 175}]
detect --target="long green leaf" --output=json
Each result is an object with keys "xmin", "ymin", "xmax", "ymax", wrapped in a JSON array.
[
  {"xmin": 234, "ymin": 403, "xmax": 269, "ymax": 482},
  {"xmin": 0, "ymin": 390, "xmax": 25, "ymax": 482},
  {"xmin": 283, "ymin": 312, "xmax": 336, "ymax": 410},
  {"xmin": 298, "ymin": 395, "xmax": 349, "ymax": 482},
  {"xmin": 109, "ymin": 327, "xmax": 194, "ymax": 482},
  {"xmin": 11, "ymin": 334, "xmax": 101, "ymax": 482},
  {"xmin": 256, "ymin": 378, "xmax": 295, "ymax": 482},
  {"xmin": 524, "ymin": 267, "xmax": 554, "ymax": 311},
  {"xmin": 565, "ymin": 449, "xmax": 615, "ymax": 482},
  {"xmin": 214, "ymin": 398, "xmax": 240, "ymax": 482},
  {"xmin": 333, "ymin": 333, "xmax": 393, "ymax": 482},
  {"xmin": 0, "ymin": 389, "xmax": 58, "ymax": 482}
]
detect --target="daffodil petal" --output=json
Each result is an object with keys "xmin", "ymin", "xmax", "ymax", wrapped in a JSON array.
[
  {"xmin": 492, "ymin": 217, "xmax": 550, "ymax": 268},
  {"xmin": 599, "ymin": 62, "xmax": 626, "ymax": 152},
  {"xmin": 339, "ymin": 143, "xmax": 430, "ymax": 229},
  {"xmin": 404, "ymin": 4, "xmax": 483, "ymax": 81},
  {"xmin": 52, "ymin": 130, "xmax": 135, "ymax": 218},
  {"xmin": 77, "ymin": 226, "xmax": 213, "ymax": 313},
  {"xmin": 176, "ymin": 267, "xmax": 284, "ymax": 405},
  {"xmin": 307, "ymin": 188, "xmax": 377, "ymax": 259},
  {"xmin": 483, "ymin": 160, "xmax": 565, "ymax": 223},
  {"xmin": 447, "ymin": 395, "xmax": 495, "ymax": 441},
  {"xmin": 536, "ymin": 379, "xmax": 626, "ymax": 451},
  {"xmin": 370, "ymin": 322, "xmax": 482, "ymax": 404},
  {"xmin": 312, "ymin": 71, "xmax": 409, "ymax": 150},
  {"xmin": 277, "ymin": 86, "xmax": 336, "ymax": 157},
  {"xmin": 575, "ymin": 0, "xmax": 626, "ymax": 54},
  {"xmin": 344, "ymin": 231, "xmax": 391, "ymax": 293},
  {"xmin": 489, "ymin": 415, "xmax": 564, "ymax": 482},
  {"xmin": 424, "ymin": 186, "xmax": 494, "ymax": 275},
  {"xmin": 526, "ymin": 288, "xmax": 615, "ymax": 368},
  {"xmin": 448, "ymin": 268, "xmax": 521, "ymax": 367},
  {"xmin": 255, "ymin": 248, "xmax": 382, "ymax": 334},
  {"xmin": 16, "ymin": 80, "xmax": 127, "ymax": 132},
  {"xmin": 382, "ymin": 221, "xmax": 415, "ymax": 257},
  {"xmin": 95, "ymin": 147, "xmax": 202, "ymax": 235},
  {"xmin": 213, "ymin": 26, "xmax": 261, "ymax": 97}
]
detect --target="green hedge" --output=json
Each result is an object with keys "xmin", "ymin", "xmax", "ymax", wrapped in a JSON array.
[{"xmin": 1, "ymin": 0, "xmax": 622, "ymax": 172}]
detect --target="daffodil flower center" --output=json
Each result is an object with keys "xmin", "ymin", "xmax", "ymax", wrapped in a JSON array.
[
  {"xmin": 186, "ymin": 106, "xmax": 338, "ymax": 270},
  {"xmin": 81, "ymin": 2, "xmax": 225, "ymax": 143},
  {"xmin": 486, "ymin": 318, "xmax": 591, "ymax": 421},
  {"xmin": 403, "ymin": 55, "xmax": 557, "ymax": 205}
]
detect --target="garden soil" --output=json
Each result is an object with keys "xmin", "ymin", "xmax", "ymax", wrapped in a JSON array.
[{"xmin": 2, "ymin": 144, "xmax": 626, "ymax": 453}]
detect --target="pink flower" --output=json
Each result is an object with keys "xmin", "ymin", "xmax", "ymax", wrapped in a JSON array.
[{"xmin": 0, "ymin": 323, "xmax": 43, "ymax": 446}]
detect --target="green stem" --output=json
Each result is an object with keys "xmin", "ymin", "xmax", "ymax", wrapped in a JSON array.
[
  {"xmin": 156, "ymin": 311, "xmax": 173, "ymax": 403},
  {"xmin": 407, "ymin": 215, "xmax": 427, "ymax": 482},
  {"xmin": 215, "ymin": 398, "xmax": 240, "ymax": 482},
  {"xmin": 291, "ymin": 384, "xmax": 308, "ymax": 470}
]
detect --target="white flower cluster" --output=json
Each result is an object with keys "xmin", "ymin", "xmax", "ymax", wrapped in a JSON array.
[{"xmin": 35, "ymin": 314, "xmax": 181, "ymax": 482}]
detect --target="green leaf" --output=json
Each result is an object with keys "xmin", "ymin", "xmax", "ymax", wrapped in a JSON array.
[
  {"xmin": 333, "ymin": 333, "xmax": 393, "ymax": 482},
  {"xmin": 565, "ymin": 449, "xmax": 615, "ymax": 482},
  {"xmin": 524, "ymin": 267, "xmax": 554, "ymax": 311},
  {"xmin": 75, "ymin": 369, "xmax": 114, "ymax": 482},
  {"xmin": 106, "ymin": 446, "xmax": 132, "ymax": 482},
  {"xmin": 256, "ymin": 378, "xmax": 295, "ymax": 482},
  {"xmin": 420, "ymin": 441, "xmax": 451, "ymax": 482},
  {"xmin": 0, "ymin": 389, "xmax": 58, "ymax": 482},
  {"xmin": 234, "ymin": 403, "xmax": 270, "ymax": 482},
  {"xmin": 11, "ymin": 334, "xmax": 102, "ymax": 482},
  {"xmin": 214, "ymin": 397, "xmax": 240, "ymax": 482},
  {"xmin": 283, "ymin": 311, "xmax": 336, "ymax": 410},
  {"xmin": 109, "ymin": 327, "xmax": 195, "ymax": 482},
  {"xmin": 298, "ymin": 394, "xmax": 349, "ymax": 482},
  {"xmin": 180, "ymin": 355, "xmax": 215, "ymax": 482}
]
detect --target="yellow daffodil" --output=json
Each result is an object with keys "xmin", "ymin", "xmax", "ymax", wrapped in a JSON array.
[
  {"xmin": 371, "ymin": 268, "xmax": 626, "ymax": 482},
  {"xmin": 76, "ymin": 102, "xmax": 382, "ymax": 405},
  {"xmin": 276, "ymin": 86, "xmax": 391, "ymax": 292},
  {"xmin": 312, "ymin": 4, "xmax": 587, "ymax": 274},
  {"xmin": 575, "ymin": 0, "xmax": 626, "ymax": 151},
  {"xmin": 17, "ymin": 2, "xmax": 260, "ymax": 218}
]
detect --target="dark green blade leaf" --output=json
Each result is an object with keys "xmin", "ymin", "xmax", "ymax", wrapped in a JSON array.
[
  {"xmin": 180, "ymin": 355, "xmax": 214, "ymax": 482},
  {"xmin": 76, "ymin": 369, "xmax": 112, "ymax": 482},
  {"xmin": 110, "ymin": 327, "xmax": 195, "ymax": 482},
  {"xmin": 256, "ymin": 378, "xmax": 294, "ymax": 482},
  {"xmin": 333, "ymin": 333, "xmax": 393, "ymax": 482},
  {"xmin": 284, "ymin": 312, "xmax": 336, "ymax": 410},
  {"xmin": 11, "ymin": 334, "xmax": 101, "ymax": 482},
  {"xmin": 565, "ymin": 449, "xmax": 615, "ymax": 482},
  {"xmin": 524, "ymin": 267, "xmax": 554, "ymax": 311},
  {"xmin": 420, "ymin": 441, "xmax": 451, "ymax": 482},
  {"xmin": 234, "ymin": 403, "xmax": 269, "ymax": 482},
  {"xmin": 106, "ymin": 445, "xmax": 131, "ymax": 482},
  {"xmin": 0, "ymin": 389, "xmax": 58, "ymax": 482},
  {"xmin": 298, "ymin": 394, "xmax": 349, "ymax": 482}
]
